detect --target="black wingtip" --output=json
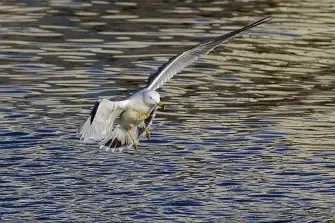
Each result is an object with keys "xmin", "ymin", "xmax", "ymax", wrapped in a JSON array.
[
  {"xmin": 253, "ymin": 16, "xmax": 272, "ymax": 26},
  {"xmin": 90, "ymin": 101, "xmax": 100, "ymax": 124}
]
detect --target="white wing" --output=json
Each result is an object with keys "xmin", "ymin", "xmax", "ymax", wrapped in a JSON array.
[
  {"xmin": 146, "ymin": 16, "xmax": 271, "ymax": 90},
  {"xmin": 79, "ymin": 99, "xmax": 129, "ymax": 141}
]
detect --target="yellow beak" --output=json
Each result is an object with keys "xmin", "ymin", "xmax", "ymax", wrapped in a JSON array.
[{"xmin": 157, "ymin": 101, "xmax": 166, "ymax": 111}]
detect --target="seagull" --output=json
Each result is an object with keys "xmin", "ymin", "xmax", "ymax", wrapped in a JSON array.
[{"xmin": 79, "ymin": 16, "xmax": 271, "ymax": 151}]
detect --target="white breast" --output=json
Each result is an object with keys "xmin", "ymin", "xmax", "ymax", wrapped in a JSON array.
[{"xmin": 119, "ymin": 109, "xmax": 146, "ymax": 129}]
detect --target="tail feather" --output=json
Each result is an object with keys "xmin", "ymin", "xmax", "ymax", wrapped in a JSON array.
[{"xmin": 100, "ymin": 125, "xmax": 131, "ymax": 151}]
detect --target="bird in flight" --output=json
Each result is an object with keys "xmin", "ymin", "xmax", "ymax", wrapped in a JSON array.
[{"xmin": 79, "ymin": 16, "xmax": 271, "ymax": 151}]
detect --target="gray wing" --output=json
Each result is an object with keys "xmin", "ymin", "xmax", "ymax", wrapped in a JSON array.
[{"xmin": 146, "ymin": 16, "xmax": 271, "ymax": 90}]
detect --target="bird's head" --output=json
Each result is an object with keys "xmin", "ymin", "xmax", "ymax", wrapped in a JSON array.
[{"xmin": 143, "ymin": 90, "xmax": 165, "ymax": 110}]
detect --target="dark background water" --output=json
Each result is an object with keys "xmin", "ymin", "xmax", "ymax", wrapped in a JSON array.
[{"xmin": 1, "ymin": 0, "xmax": 335, "ymax": 222}]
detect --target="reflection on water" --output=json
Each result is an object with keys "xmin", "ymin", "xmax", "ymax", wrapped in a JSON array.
[{"xmin": 1, "ymin": 0, "xmax": 335, "ymax": 222}]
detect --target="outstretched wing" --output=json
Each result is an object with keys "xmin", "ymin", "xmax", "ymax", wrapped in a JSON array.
[
  {"xmin": 146, "ymin": 16, "xmax": 271, "ymax": 90},
  {"xmin": 79, "ymin": 99, "xmax": 129, "ymax": 141}
]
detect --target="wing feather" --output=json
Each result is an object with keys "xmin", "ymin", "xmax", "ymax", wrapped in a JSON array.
[
  {"xmin": 79, "ymin": 99, "xmax": 129, "ymax": 141},
  {"xmin": 146, "ymin": 16, "xmax": 271, "ymax": 90}
]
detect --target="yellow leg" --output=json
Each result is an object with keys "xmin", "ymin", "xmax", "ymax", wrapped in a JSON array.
[
  {"xmin": 136, "ymin": 112, "xmax": 151, "ymax": 120},
  {"xmin": 145, "ymin": 111, "xmax": 152, "ymax": 119},
  {"xmin": 127, "ymin": 130, "xmax": 138, "ymax": 151},
  {"xmin": 141, "ymin": 122, "xmax": 151, "ymax": 140}
]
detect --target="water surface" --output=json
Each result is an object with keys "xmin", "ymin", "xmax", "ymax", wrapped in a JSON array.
[{"xmin": 1, "ymin": 0, "xmax": 335, "ymax": 222}]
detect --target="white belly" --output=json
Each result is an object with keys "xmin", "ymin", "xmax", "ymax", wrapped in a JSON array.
[{"xmin": 120, "ymin": 109, "xmax": 147, "ymax": 129}]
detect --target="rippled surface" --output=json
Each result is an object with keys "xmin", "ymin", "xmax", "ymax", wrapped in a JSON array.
[{"xmin": 1, "ymin": 0, "xmax": 335, "ymax": 222}]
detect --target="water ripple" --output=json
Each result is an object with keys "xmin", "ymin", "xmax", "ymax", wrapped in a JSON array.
[{"xmin": 1, "ymin": 0, "xmax": 335, "ymax": 222}]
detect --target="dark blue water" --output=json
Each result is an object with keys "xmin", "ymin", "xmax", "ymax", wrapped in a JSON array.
[{"xmin": 1, "ymin": 0, "xmax": 335, "ymax": 222}]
